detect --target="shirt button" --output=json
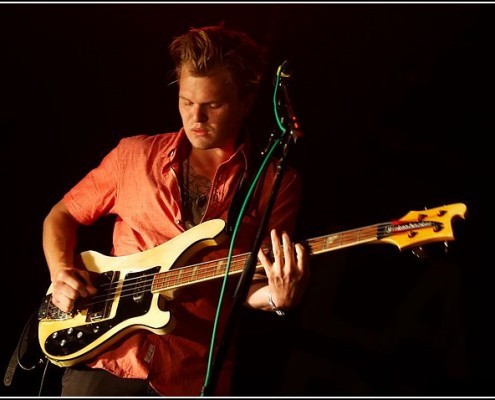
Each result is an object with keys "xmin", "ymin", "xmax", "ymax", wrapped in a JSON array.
[{"xmin": 175, "ymin": 219, "xmax": 181, "ymax": 225}]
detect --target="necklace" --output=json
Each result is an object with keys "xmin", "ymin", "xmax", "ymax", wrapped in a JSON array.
[{"xmin": 182, "ymin": 156, "xmax": 211, "ymax": 228}]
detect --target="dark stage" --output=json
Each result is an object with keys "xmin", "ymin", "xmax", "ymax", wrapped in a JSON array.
[{"xmin": 2, "ymin": 2, "xmax": 494, "ymax": 397}]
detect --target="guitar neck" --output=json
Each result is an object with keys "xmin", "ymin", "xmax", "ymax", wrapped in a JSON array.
[
  {"xmin": 151, "ymin": 222, "xmax": 382, "ymax": 293},
  {"xmin": 151, "ymin": 199, "xmax": 468, "ymax": 294}
]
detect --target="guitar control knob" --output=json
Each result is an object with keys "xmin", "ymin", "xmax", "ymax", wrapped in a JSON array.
[
  {"xmin": 67, "ymin": 327, "xmax": 73, "ymax": 335},
  {"xmin": 60, "ymin": 339, "xmax": 67, "ymax": 347},
  {"xmin": 77, "ymin": 331, "xmax": 83, "ymax": 339}
]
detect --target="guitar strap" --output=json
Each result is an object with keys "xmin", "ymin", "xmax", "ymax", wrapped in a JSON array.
[{"xmin": 3, "ymin": 309, "xmax": 47, "ymax": 387}]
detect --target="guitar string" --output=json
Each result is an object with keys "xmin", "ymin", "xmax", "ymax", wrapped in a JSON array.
[{"xmin": 49, "ymin": 219, "xmax": 444, "ymax": 312}]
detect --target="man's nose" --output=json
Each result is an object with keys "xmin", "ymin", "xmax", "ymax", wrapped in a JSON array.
[{"xmin": 192, "ymin": 105, "xmax": 208, "ymax": 122}]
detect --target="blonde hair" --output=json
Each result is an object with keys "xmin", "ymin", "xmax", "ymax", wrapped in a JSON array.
[{"xmin": 169, "ymin": 23, "xmax": 266, "ymax": 99}]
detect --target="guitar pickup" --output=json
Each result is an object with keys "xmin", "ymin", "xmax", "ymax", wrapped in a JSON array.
[{"xmin": 85, "ymin": 270, "xmax": 119, "ymax": 322}]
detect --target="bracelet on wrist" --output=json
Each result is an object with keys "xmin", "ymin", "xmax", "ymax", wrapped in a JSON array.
[{"xmin": 267, "ymin": 290, "xmax": 286, "ymax": 316}]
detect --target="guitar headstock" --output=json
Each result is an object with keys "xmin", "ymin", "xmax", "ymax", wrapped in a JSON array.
[{"xmin": 379, "ymin": 203, "xmax": 467, "ymax": 250}]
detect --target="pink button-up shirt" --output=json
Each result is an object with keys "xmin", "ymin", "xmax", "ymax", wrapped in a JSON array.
[{"xmin": 63, "ymin": 129, "xmax": 302, "ymax": 395}]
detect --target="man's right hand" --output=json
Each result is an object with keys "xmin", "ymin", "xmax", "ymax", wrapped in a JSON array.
[{"xmin": 50, "ymin": 267, "xmax": 97, "ymax": 313}]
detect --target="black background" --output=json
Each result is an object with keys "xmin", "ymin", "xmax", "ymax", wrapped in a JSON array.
[{"xmin": 2, "ymin": 2, "xmax": 494, "ymax": 396}]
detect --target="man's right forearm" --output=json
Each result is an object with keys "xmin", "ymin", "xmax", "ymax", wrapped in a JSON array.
[{"xmin": 42, "ymin": 200, "xmax": 80, "ymax": 280}]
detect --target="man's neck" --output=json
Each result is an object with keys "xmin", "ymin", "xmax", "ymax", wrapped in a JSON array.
[{"xmin": 189, "ymin": 147, "xmax": 235, "ymax": 180}]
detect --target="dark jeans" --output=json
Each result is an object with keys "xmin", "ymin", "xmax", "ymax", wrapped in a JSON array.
[{"xmin": 61, "ymin": 366, "xmax": 160, "ymax": 396}]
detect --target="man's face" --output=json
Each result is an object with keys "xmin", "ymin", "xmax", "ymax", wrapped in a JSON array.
[{"xmin": 178, "ymin": 67, "xmax": 249, "ymax": 152}]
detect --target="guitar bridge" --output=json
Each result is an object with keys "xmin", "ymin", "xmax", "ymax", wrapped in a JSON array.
[{"xmin": 38, "ymin": 295, "xmax": 73, "ymax": 321}]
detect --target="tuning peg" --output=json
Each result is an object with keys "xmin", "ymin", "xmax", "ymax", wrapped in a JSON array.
[
  {"xmin": 410, "ymin": 246, "xmax": 429, "ymax": 260},
  {"xmin": 442, "ymin": 240, "xmax": 450, "ymax": 254},
  {"xmin": 411, "ymin": 241, "xmax": 451, "ymax": 261}
]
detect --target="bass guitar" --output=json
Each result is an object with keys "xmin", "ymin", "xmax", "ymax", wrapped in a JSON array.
[{"xmin": 38, "ymin": 202, "xmax": 467, "ymax": 367}]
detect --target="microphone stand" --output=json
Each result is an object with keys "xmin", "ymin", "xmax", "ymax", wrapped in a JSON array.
[{"xmin": 201, "ymin": 63, "xmax": 301, "ymax": 396}]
